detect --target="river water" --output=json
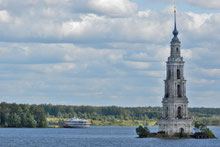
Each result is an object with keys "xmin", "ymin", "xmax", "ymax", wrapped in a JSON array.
[{"xmin": 0, "ymin": 126, "xmax": 219, "ymax": 147}]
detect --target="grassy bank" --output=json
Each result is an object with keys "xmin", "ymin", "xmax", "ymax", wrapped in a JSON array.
[
  {"xmin": 47, "ymin": 116, "xmax": 220, "ymax": 127},
  {"xmin": 89, "ymin": 119, "xmax": 157, "ymax": 126},
  {"xmin": 47, "ymin": 117, "xmax": 157, "ymax": 127}
]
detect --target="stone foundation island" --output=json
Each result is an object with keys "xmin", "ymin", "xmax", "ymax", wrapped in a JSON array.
[{"xmin": 136, "ymin": 123, "xmax": 216, "ymax": 139}]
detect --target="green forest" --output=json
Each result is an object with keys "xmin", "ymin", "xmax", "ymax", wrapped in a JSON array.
[
  {"xmin": 0, "ymin": 102, "xmax": 47, "ymax": 128},
  {"xmin": 1, "ymin": 102, "xmax": 220, "ymax": 128}
]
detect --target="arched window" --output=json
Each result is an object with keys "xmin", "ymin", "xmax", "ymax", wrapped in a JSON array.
[
  {"xmin": 166, "ymin": 107, "xmax": 168, "ymax": 118},
  {"xmin": 167, "ymin": 70, "xmax": 171, "ymax": 79},
  {"xmin": 177, "ymin": 85, "xmax": 181, "ymax": 97},
  {"xmin": 166, "ymin": 85, "xmax": 169, "ymax": 98},
  {"xmin": 177, "ymin": 69, "xmax": 180, "ymax": 79},
  {"xmin": 180, "ymin": 128, "xmax": 184, "ymax": 134},
  {"xmin": 176, "ymin": 47, "xmax": 179, "ymax": 52},
  {"xmin": 177, "ymin": 107, "xmax": 182, "ymax": 119}
]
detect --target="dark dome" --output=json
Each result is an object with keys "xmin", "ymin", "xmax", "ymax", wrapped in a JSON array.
[{"xmin": 173, "ymin": 28, "xmax": 178, "ymax": 36}]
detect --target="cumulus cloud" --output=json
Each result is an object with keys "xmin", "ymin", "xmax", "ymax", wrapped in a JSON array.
[
  {"xmin": 124, "ymin": 61, "xmax": 151, "ymax": 69},
  {"xmin": 181, "ymin": 49, "xmax": 192, "ymax": 59},
  {"xmin": 88, "ymin": 0, "xmax": 138, "ymax": 17},
  {"xmin": 200, "ymin": 68, "xmax": 220, "ymax": 77},
  {"xmin": 137, "ymin": 70, "xmax": 164, "ymax": 77},
  {"xmin": 143, "ymin": 0, "xmax": 220, "ymax": 9},
  {"xmin": 0, "ymin": 43, "xmax": 125, "ymax": 66},
  {"xmin": 0, "ymin": 1, "xmax": 219, "ymax": 48},
  {"xmin": 0, "ymin": 1, "xmax": 219, "ymax": 106},
  {"xmin": 30, "ymin": 63, "xmax": 77, "ymax": 73},
  {"xmin": 190, "ymin": 78, "xmax": 215, "ymax": 85},
  {"xmin": 186, "ymin": 0, "xmax": 220, "ymax": 9},
  {"xmin": 129, "ymin": 52, "xmax": 150, "ymax": 60},
  {"xmin": 0, "ymin": 2, "xmax": 170, "ymax": 43},
  {"xmin": 0, "ymin": 10, "xmax": 10, "ymax": 22}
]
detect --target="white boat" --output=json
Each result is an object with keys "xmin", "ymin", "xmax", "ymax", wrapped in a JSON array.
[{"xmin": 64, "ymin": 117, "xmax": 90, "ymax": 128}]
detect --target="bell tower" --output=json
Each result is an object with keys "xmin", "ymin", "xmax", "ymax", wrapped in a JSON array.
[{"xmin": 158, "ymin": 7, "xmax": 192, "ymax": 135}]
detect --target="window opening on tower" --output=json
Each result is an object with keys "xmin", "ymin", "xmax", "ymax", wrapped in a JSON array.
[
  {"xmin": 167, "ymin": 70, "xmax": 171, "ymax": 79},
  {"xmin": 177, "ymin": 69, "xmax": 180, "ymax": 79},
  {"xmin": 166, "ymin": 107, "xmax": 168, "ymax": 118},
  {"xmin": 177, "ymin": 107, "xmax": 182, "ymax": 119},
  {"xmin": 165, "ymin": 85, "xmax": 169, "ymax": 98},
  {"xmin": 177, "ymin": 85, "xmax": 181, "ymax": 97}
]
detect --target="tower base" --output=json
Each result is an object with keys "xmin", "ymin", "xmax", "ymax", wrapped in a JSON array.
[{"xmin": 158, "ymin": 118, "xmax": 192, "ymax": 135}]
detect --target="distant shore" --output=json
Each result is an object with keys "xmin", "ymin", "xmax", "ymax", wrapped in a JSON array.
[
  {"xmin": 1, "ymin": 102, "xmax": 220, "ymax": 128},
  {"xmin": 47, "ymin": 117, "xmax": 157, "ymax": 127}
]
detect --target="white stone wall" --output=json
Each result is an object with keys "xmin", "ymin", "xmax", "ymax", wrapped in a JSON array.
[{"xmin": 158, "ymin": 119, "xmax": 192, "ymax": 135}]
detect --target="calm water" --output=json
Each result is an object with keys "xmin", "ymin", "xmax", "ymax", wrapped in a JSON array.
[{"xmin": 0, "ymin": 126, "xmax": 220, "ymax": 147}]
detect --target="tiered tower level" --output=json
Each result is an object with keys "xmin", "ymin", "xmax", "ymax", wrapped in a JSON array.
[{"xmin": 158, "ymin": 8, "xmax": 192, "ymax": 135}]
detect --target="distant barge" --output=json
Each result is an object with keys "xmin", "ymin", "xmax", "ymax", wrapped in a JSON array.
[{"xmin": 64, "ymin": 117, "xmax": 90, "ymax": 128}]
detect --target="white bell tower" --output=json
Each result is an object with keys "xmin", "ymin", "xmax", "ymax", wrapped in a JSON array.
[{"xmin": 158, "ymin": 7, "xmax": 192, "ymax": 135}]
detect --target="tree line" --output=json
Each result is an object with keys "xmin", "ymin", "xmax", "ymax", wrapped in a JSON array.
[
  {"xmin": 0, "ymin": 102, "xmax": 47, "ymax": 128},
  {"xmin": 42, "ymin": 104, "xmax": 220, "ymax": 119},
  {"xmin": 1, "ymin": 102, "xmax": 220, "ymax": 127}
]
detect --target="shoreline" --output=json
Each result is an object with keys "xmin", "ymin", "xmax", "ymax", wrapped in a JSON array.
[{"xmin": 1, "ymin": 125, "xmax": 220, "ymax": 128}]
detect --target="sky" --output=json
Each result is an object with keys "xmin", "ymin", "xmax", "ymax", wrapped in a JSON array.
[{"xmin": 0, "ymin": 0, "xmax": 219, "ymax": 107}]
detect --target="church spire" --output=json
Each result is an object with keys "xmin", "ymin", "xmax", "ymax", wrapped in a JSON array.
[
  {"xmin": 158, "ymin": 6, "xmax": 192, "ymax": 135},
  {"xmin": 172, "ymin": 6, "xmax": 179, "ymax": 42}
]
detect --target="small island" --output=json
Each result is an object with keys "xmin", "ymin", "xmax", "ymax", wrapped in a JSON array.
[{"xmin": 136, "ymin": 121, "xmax": 216, "ymax": 139}]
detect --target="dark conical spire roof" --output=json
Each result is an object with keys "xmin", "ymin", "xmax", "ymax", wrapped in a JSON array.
[{"xmin": 172, "ymin": 6, "xmax": 180, "ymax": 42}]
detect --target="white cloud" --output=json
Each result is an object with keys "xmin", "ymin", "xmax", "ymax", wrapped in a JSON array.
[
  {"xmin": 0, "ymin": 43, "xmax": 125, "ymax": 67},
  {"xmin": 182, "ymin": 49, "xmax": 192, "ymax": 59},
  {"xmin": 44, "ymin": 0, "xmax": 69, "ymax": 5},
  {"xmin": 42, "ymin": 8, "xmax": 57, "ymax": 17},
  {"xmin": 143, "ymin": 0, "xmax": 220, "ymax": 9},
  {"xmin": 60, "ymin": 14, "xmax": 110, "ymax": 40},
  {"xmin": 30, "ymin": 63, "xmax": 77, "ymax": 73},
  {"xmin": 108, "ymin": 53, "xmax": 124, "ymax": 63},
  {"xmin": 186, "ymin": 0, "xmax": 220, "ymax": 9},
  {"xmin": 190, "ymin": 78, "xmax": 215, "ymax": 85},
  {"xmin": 200, "ymin": 68, "xmax": 220, "ymax": 77},
  {"xmin": 184, "ymin": 12, "xmax": 212, "ymax": 37},
  {"xmin": 154, "ymin": 45, "xmax": 170, "ymax": 61},
  {"xmin": 129, "ymin": 52, "xmax": 149, "ymax": 60},
  {"xmin": 150, "ymin": 87, "xmax": 162, "ymax": 95},
  {"xmin": 88, "ymin": 0, "xmax": 138, "ymax": 17},
  {"xmin": 124, "ymin": 61, "xmax": 150, "ymax": 69},
  {"xmin": 0, "ymin": 5, "xmax": 170, "ymax": 43},
  {"xmin": 0, "ymin": 10, "xmax": 10, "ymax": 22},
  {"xmin": 146, "ymin": 71, "xmax": 164, "ymax": 77},
  {"xmin": 136, "ymin": 70, "xmax": 164, "ymax": 78},
  {"xmin": 0, "ymin": 3, "xmax": 219, "ymax": 48}
]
